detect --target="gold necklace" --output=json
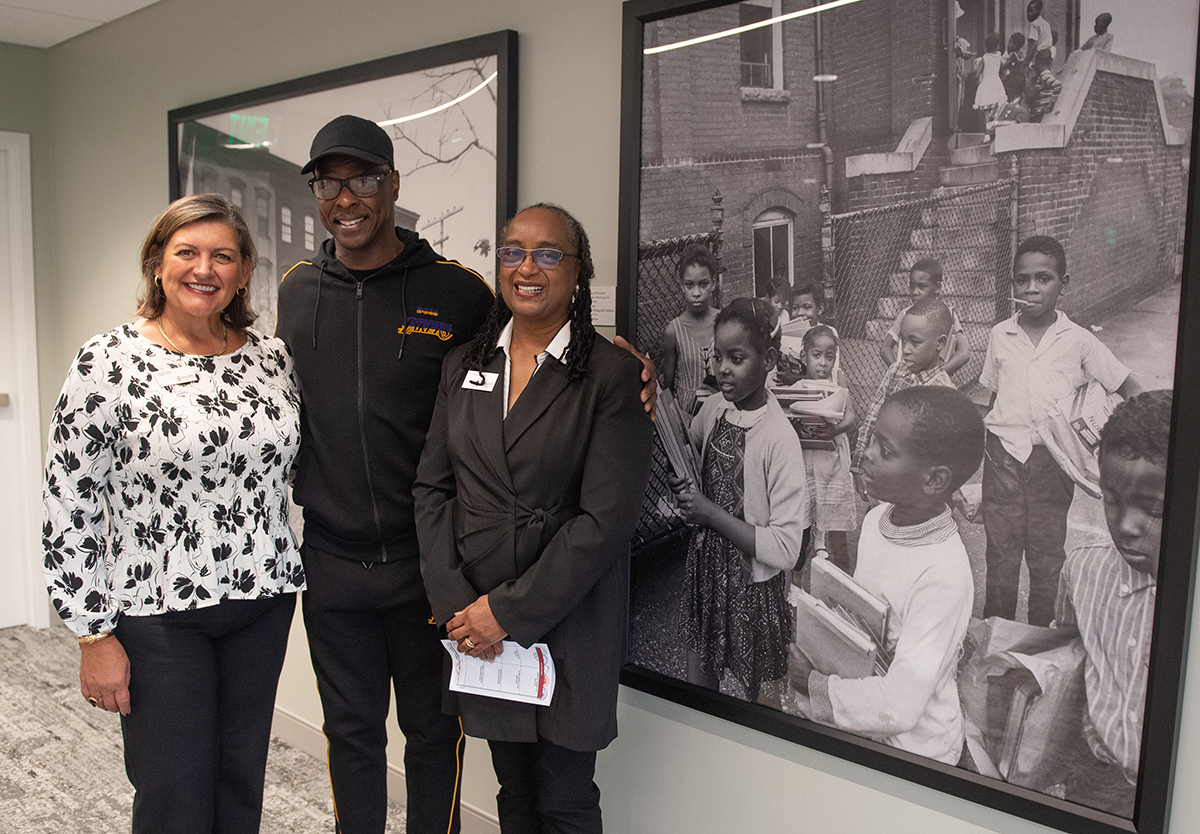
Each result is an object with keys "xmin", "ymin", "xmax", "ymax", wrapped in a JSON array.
[{"xmin": 156, "ymin": 317, "xmax": 228, "ymax": 357}]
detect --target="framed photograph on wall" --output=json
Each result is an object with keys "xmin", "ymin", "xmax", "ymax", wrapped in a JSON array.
[
  {"xmin": 616, "ymin": 1, "xmax": 1200, "ymax": 833},
  {"xmin": 168, "ymin": 30, "xmax": 518, "ymax": 334}
]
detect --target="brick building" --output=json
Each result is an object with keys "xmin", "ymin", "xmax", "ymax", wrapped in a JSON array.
[{"xmin": 640, "ymin": 0, "xmax": 825, "ymax": 306}]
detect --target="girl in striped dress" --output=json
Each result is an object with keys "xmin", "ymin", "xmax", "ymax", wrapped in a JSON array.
[{"xmin": 661, "ymin": 244, "xmax": 719, "ymax": 416}]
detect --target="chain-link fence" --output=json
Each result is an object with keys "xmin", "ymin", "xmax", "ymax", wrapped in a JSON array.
[
  {"xmin": 826, "ymin": 179, "xmax": 1017, "ymax": 419},
  {"xmin": 633, "ymin": 232, "xmax": 721, "ymax": 551}
]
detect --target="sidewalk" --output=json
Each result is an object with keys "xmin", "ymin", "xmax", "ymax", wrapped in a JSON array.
[{"xmin": 1090, "ymin": 280, "xmax": 1180, "ymax": 389}]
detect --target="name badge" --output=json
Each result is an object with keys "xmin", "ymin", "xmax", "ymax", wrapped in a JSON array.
[
  {"xmin": 153, "ymin": 368, "xmax": 200, "ymax": 387},
  {"xmin": 462, "ymin": 371, "xmax": 498, "ymax": 392}
]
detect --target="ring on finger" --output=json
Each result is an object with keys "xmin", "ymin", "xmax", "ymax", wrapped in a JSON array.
[
  {"xmin": 464, "ymin": 637, "xmax": 476, "ymax": 650},
  {"xmin": 87, "ymin": 697, "xmax": 98, "ymax": 707}
]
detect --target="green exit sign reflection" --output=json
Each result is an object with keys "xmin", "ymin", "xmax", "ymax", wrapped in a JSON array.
[{"xmin": 228, "ymin": 113, "xmax": 270, "ymax": 147}]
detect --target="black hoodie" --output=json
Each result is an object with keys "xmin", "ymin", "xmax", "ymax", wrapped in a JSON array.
[{"xmin": 277, "ymin": 227, "xmax": 494, "ymax": 565}]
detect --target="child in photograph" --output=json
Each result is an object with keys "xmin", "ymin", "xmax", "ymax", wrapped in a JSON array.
[
  {"xmin": 879, "ymin": 259, "xmax": 970, "ymax": 376},
  {"xmin": 1000, "ymin": 32, "xmax": 1027, "ymax": 99},
  {"xmin": 980, "ymin": 235, "xmax": 1142, "ymax": 626},
  {"xmin": 790, "ymin": 279, "xmax": 821, "ymax": 327},
  {"xmin": 791, "ymin": 385, "xmax": 985, "ymax": 765},
  {"xmin": 661, "ymin": 244, "xmax": 720, "ymax": 415},
  {"xmin": 673, "ymin": 298, "xmax": 810, "ymax": 704},
  {"xmin": 790, "ymin": 279, "xmax": 841, "ymax": 384},
  {"xmin": 1054, "ymin": 390, "xmax": 1170, "ymax": 816},
  {"xmin": 854, "ymin": 297, "xmax": 957, "ymax": 482},
  {"xmin": 1081, "ymin": 13, "xmax": 1114, "ymax": 52},
  {"xmin": 769, "ymin": 278, "xmax": 793, "ymax": 325},
  {"xmin": 1025, "ymin": 0, "xmax": 1052, "ymax": 66},
  {"xmin": 800, "ymin": 325, "xmax": 857, "ymax": 573},
  {"xmin": 974, "ymin": 33, "xmax": 1009, "ymax": 127},
  {"xmin": 1028, "ymin": 47, "xmax": 1062, "ymax": 122}
]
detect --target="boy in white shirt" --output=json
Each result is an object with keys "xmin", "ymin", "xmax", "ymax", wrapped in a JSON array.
[
  {"xmin": 979, "ymin": 235, "xmax": 1142, "ymax": 625},
  {"xmin": 791, "ymin": 385, "xmax": 985, "ymax": 764}
]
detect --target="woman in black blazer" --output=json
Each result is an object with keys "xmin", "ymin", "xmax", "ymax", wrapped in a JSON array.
[{"xmin": 414, "ymin": 204, "xmax": 654, "ymax": 833}]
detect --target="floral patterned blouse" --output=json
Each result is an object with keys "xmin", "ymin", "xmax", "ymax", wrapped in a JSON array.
[{"xmin": 43, "ymin": 324, "xmax": 305, "ymax": 636}]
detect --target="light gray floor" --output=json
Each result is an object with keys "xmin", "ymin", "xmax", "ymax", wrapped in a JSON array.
[{"xmin": 0, "ymin": 622, "xmax": 406, "ymax": 833}]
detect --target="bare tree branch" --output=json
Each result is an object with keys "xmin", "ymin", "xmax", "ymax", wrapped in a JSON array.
[{"xmin": 381, "ymin": 58, "xmax": 497, "ymax": 177}]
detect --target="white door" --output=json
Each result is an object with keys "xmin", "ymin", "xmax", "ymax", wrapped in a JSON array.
[{"xmin": 0, "ymin": 131, "xmax": 47, "ymax": 628}]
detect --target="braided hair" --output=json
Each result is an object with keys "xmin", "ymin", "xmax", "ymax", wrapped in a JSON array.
[{"xmin": 462, "ymin": 203, "xmax": 597, "ymax": 381}]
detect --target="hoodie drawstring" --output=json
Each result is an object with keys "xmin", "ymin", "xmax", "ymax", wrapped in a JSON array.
[
  {"xmin": 397, "ymin": 266, "xmax": 409, "ymax": 361},
  {"xmin": 312, "ymin": 261, "xmax": 326, "ymax": 349}
]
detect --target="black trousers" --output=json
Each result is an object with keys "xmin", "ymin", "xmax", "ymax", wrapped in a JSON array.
[
  {"xmin": 488, "ymin": 738, "xmax": 601, "ymax": 834},
  {"xmin": 981, "ymin": 433, "xmax": 1075, "ymax": 626},
  {"xmin": 117, "ymin": 593, "xmax": 295, "ymax": 834},
  {"xmin": 301, "ymin": 545, "xmax": 465, "ymax": 834}
]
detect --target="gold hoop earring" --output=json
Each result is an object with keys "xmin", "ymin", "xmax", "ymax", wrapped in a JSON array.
[
  {"xmin": 154, "ymin": 275, "xmax": 162, "ymax": 287},
  {"xmin": 237, "ymin": 286, "xmax": 248, "ymax": 297}
]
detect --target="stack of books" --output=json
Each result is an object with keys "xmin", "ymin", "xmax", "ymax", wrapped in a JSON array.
[
  {"xmin": 791, "ymin": 557, "xmax": 891, "ymax": 679},
  {"xmin": 654, "ymin": 387, "xmax": 701, "ymax": 490},
  {"xmin": 779, "ymin": 380, "xmax": 847, "ymax": 452}
]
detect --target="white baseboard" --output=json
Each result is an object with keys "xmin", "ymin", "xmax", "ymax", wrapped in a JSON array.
[{"xmin": 271, "ymin": 706, "xmax": 500, "ymax": 834}]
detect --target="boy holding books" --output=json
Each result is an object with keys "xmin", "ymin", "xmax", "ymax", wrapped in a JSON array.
[
  {"xmin": 980, "ymin": 235, "xmax": 1142, "ymax": 626},
  {"xmin": 791, "ymin": 385, "xmax": 985, "ymax": 764},
  {"xmin": 1054, "ymin": 390, "xmax": 1170, "ymax": 815}
]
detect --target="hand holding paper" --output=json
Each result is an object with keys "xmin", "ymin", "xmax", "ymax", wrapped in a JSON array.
[{"xmin": 442, "ymin": 640, "xmax": 556, "ymax": 706}]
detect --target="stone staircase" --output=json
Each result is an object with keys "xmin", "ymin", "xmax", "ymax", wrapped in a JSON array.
[
  {"xmin": 939, "ymin": 133, "xmax": 1001, "ymax": 186},
  {"xmin": 864, "ymin": 148, "xmax": 1011, "ymax": 385}
]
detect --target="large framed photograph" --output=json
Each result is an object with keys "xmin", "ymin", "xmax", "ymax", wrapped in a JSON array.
[
  {"xmin": 617, "ymin": 2, "xmax": 1199, "ymax": 832},
  {"xmin": 169, "ymin": 30, "xmax": 518, "ymax": 334}
]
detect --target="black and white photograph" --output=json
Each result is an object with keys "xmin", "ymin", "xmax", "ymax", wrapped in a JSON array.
[
  {"xmin": 617, "ymin": 1, "xmax": 1199, "ymax": 832},
  {"xmin": 169, "ymin": 31, "xmax": 517, "ymax": 334}
]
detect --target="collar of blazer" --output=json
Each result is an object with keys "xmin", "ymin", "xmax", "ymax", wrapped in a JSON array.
[{"xmin": 467, "ymin": 349, "xmax": 574, "ymax": 487}]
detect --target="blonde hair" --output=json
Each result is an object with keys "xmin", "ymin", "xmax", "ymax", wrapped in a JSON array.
[{"xmin": 136, "ymin": 193, "xmax": 258, "ymax": 328}]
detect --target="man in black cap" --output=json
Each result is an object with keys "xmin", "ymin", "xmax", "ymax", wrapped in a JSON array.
[{"xmin": 276, "ymin": 114, "xmax": 494, "ymax": 834}]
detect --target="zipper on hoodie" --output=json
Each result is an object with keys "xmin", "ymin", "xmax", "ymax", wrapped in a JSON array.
[{"xmin": 355, "ymin": 279, "xmax": 388, "ymax": 561}]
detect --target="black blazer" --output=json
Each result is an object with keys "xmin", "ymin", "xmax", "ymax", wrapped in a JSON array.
[{"xmin": 414, "ymin": 333, "xmax": 653, "ymax": 751}]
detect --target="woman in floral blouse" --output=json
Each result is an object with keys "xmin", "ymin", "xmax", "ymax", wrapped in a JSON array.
[{"xmin": 42, "ymin": 193, "xmax": 304, "ymax": 834}]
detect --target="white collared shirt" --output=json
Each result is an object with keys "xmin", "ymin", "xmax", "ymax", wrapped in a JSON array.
[
  {"xmin": 496, "ymin": 318, "xmax": 572, "ymax": 417},
  {"xmin": 979, "ymin": 310, "xmax": 1129, "ymax": 462}
]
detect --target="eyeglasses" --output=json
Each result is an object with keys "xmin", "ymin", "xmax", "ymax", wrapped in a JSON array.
[
  {"xmin": 308, "ymin": 171, "xmax": 392, "ymax": 200},
  {"xmin": 496, "ymin": 247, "xmax": 579, "ymax": 269}
]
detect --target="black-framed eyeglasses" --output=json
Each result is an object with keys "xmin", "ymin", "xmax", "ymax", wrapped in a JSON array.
[
  {"xmin": 307, "ymin": 171, "xmax": 392, "ymax": 200},
  {"xmin": 496, "ymin": 246, "xmax": 579, "ymax": 269}
]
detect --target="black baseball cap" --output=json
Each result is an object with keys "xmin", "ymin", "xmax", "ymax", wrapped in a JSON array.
[{"xmin": 301, "ymin": 115, "xmax": 394, "ymax": 175}]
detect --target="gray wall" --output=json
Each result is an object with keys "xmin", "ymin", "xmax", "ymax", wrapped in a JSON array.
[{"xmin": 10, "ymin": 0, "xmax": 1200, "ymax": 831}]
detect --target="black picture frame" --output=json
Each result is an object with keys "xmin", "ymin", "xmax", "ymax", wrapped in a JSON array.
[
  {"xmin": 616, "ymin": 2, "xmax": 1200, "ymax": 833},
  {"xmin": 168, "ymin": 30, "xmax": 518, "ymax": 333}
]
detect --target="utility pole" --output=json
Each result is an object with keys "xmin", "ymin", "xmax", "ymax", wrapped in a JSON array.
[{"xmin": 421, "ymin": 205, "xmax": 463, "ymax": 250}]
